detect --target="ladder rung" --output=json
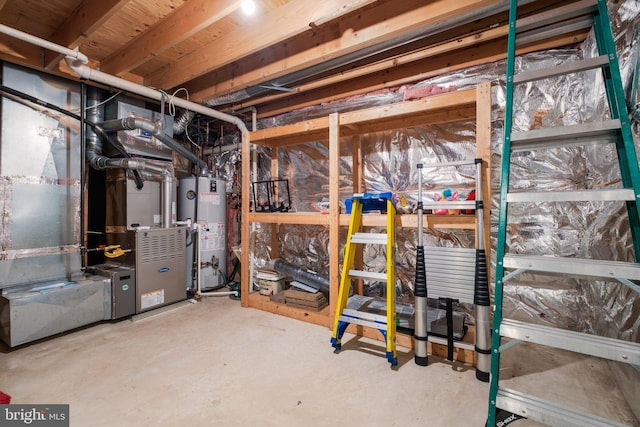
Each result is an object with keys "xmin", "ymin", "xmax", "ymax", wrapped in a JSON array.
[
  {"xmin": 496, "ymin": 387, "xmax": 629, "ymax": 427},
  {"xmin": 516, "ymin": 15, "xmax": 594, "ymax": 46},
  {"xmin": 513, "ymin": 55, "xmax": 609, "ymax": 84},
  {"xmin": 428, "ymin": 265, "xmax": 476, "ymax": 279},
  {"xmin": 348, "ymin": 269, "xmax": 387, "ymax": 282},
  {"xmin": 352, "ymin": 192, "xmax": 393, "ymax": 201},
  {"xmin": 424, "ymin": 246, "xmax": 477, "ymax": 257},
  {"xmin": 422, "ymin": 200, "xmax": 476, "ymax": 210},
  {"xmin": 511, "ymin": 120, "xmax": 621, "ymax": 151},
  {"xmin": 339, "ymin": 315, "xmax": 387, "ymax": 331},
  {"xmin": 421, "ymin": 160, "xmax": 477, "ymax": 168},
  {"xmin": 428, "ymin": 335, "xmax": 475, "ymax": 351},
  {"xmin": 502, "ymin": 254, "xmax": 640, "ymax": 281},
  {"xmin": 506, "ymin": 188, "xmax": 634, "ymax": 203},
  {"xmin": 500, "ymin": 318, "xmax": 640, "ymax": 365},
  {"xmin": 343, "ymin": 308, "xmax": 387, "ymax": 324},
  {"xmin": 516, "ymin": 0, "xmax": 597, "ymax": 34},
  {"xmin": 350, "ymin": 232, "xmax": 388, "ymax": 245}
]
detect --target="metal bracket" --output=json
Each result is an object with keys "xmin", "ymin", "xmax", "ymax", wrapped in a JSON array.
[{"xmin": 502, "ymin": 268, "xmax": 526, "ymax": 283}]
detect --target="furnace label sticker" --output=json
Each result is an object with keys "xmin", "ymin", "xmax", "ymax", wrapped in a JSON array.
[{"xmin": 140, "ymin": 289, "xmax": 165, "ymax": 310}]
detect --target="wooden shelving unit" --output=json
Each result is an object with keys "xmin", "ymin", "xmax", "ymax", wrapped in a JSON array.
[{"xmin": 240, "ymin": 82, "xmax": 492, "ymax": 363}]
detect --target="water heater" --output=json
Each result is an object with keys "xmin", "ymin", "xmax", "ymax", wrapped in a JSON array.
[{"xmin": 178, "ymin": 176, "xmax": 227, "ymax": 290}]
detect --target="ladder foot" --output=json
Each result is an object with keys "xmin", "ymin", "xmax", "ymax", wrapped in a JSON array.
[
  {"xmin": 330, "ymin": 337, "xmax": 342, "ymax": 351},
  {"xmin": 414, "ymin": 355, "xmax": 429, "ymax": 366},
  {"xmin": 476, "ymin": 370, "xmax": 489, "ymax": 383},
  {"xmin": 387, "ymin": 352, "xmax": 398, "ymax": 366},
  {"xmin": 486, "ymin": 409, "xmax": 525, "ymax": 427}
]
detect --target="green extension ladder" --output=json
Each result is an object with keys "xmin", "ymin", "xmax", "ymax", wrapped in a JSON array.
[{"xmin": 488, "ymin": 1, "xmax": 640, "ymax": 426}]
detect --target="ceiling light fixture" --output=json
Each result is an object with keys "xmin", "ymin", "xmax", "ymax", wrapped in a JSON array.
[{"xmin": 241, "ymin": 0, "xmax": 256, "ymax": 15}]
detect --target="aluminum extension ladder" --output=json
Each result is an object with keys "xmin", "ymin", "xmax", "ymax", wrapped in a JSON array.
[
  {"xmin": 330, "ymin": 192, "xmax": 398, "ymax": 366},
  {"xmin": 488, "ymin": 1, "xmax": 640, "ymax": 426},
  {"xmin": 415, "ymin": 159, "xmax": 492, "ymax": 381}
]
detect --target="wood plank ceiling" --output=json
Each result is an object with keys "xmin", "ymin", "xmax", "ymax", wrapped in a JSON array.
[{"xmin": 0, "ymin": 0, "xmax": 587, "ymax": 119}]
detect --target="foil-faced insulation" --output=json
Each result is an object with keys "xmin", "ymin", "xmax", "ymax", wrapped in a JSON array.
[{"xmin": 241, "ymin": 2, "xmax": 640, "ymax": 341}]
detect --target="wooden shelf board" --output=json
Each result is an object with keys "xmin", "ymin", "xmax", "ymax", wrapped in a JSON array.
[
  {"xmin": 249, "ymin": 212, "xmax": 330, "ymax": 225},
  {"xmin": 344, "ymin": 324, "xmax": 476, "ymax": 365},
  {"xmin": 246, "ymin": 292, "xmax": 331, "ymax": 328},
  {"xmin": 247, "ymin": 292, "xmax": 476, "ymax": 365},
  {"xmin": 426, "ymin": 214, "xmax": 478, "ymax": 230},
  {"xmin": 338, "ymin": 213, "xmax": 476, "ymax": 229},
  {"xmin": 251, "ymin": 116, "xmax": 330, "ymax": 146},
  {"xmin": 340, "ymin": 88, "xmax": 477, "ymax": 134},
  {"xmin": 249, "ymin": 89, "xmax": 477, "ymax": 148},
  {"xmin": 341, "ymin": 105, "xmax": 477, "ymax": 137}
]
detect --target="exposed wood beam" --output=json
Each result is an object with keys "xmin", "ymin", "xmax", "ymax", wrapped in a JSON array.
[
  {"xmin": 184, "ymin": 0, "xmax": 505, "ymax": 103},
  {"xmin": 101, "ymin": 0, "xmax": 243, "ymax": 76},
  {"xmin": 259, "ymin": 25, "xmax": 510, "ymax": 102},
  {"xmin": 143, "ymin": 0, "xmax": 384, "ymax": 89},
  {"xmin": 0, "ymin": 38, "xmax": 42, "ymax": 69},
  {"xmin": 44, "ymin": 0, "xmax": 130, "ymax": 70},
  {"xmin": 189, "ymin": 17, "xmax": 510, "ymax": 103},
  {"xmin": 231, "ymin": 25, "xmax": 510, "ymax": 112},
  {"xmin": 247, "ymin": 30, "xmax": 589, "ymax": 118},
  {"xmin": 57, "ymin": 58, "xmax": 144, "ymax": 84}
]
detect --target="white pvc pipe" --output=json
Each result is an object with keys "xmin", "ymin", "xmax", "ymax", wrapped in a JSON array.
[
  {"xmin": 198, "ymin": 290, "xmax": 238, "ymax": 298},
  {"xmin": 65, "ymin": 58, "xmax": 248, "ymax": 133},
  {"xmin": 196, "ymin": 224, "xmax": 202, "ymax": 294},
  {"xmin": 161, "ymin": 170, "xmax": 172, "ymax": 228},
  {"xmin": 0, "ymin": 23, "xmax": 248, "ymax": 133},
  {"xmin": 0, "ymin": 24, "xmax": 89, "ymax": 64}
]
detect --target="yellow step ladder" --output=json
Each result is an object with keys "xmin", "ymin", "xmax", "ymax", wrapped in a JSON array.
[{"xmin": 330, "ymin": 192, "xmax": 397, "ymax": 366}]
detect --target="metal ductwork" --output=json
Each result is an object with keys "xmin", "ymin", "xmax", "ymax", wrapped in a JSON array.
[
  {"xmin": 85, "ymin": 86, "xmax": 104, "ymax": 170},
  {"xmin": 98, "ymin": 117, "xmax": 209, "ymax": 173},
  {"xmin": 98, "ymin": 115, "xmax": 210, "ymax": 229},
  {"xmin": 85, "ymin": 88, "xmax": 146, "ymax": 189}
]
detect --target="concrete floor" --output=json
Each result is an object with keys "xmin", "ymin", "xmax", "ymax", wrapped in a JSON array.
[{"xmin": 1, "ymin": 297, "xmax": 637, "ymax": 426}]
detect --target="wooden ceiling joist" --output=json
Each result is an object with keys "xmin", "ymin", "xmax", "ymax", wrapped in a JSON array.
[
  {"xmin": 100, "ymin": 0, "xmax": 243, "ymax": 76},
  {"xmin": 194, "ymin": 23, "xmax": 510, "ymax": 107},
  {"xmin": 0, "ymin": 0, "xmax": 595, "ymax": 117},
  {"xmin": 0, "ymin": 37, "xmax": 42, "ymax": 69},
  {"xmin": 142, "ymin": 0, "xmax": 378, "ymax": 90},
  {"xmin": 44, "ymin": 0, "xmax": 130, "ymax": 70},
  {"xmin": 145, "ymin": 0, "xmax": 471, "ymax": 91},
  {"xmin": 183, "ymin": 0, "xmax": 504, "ymax": 103}
]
